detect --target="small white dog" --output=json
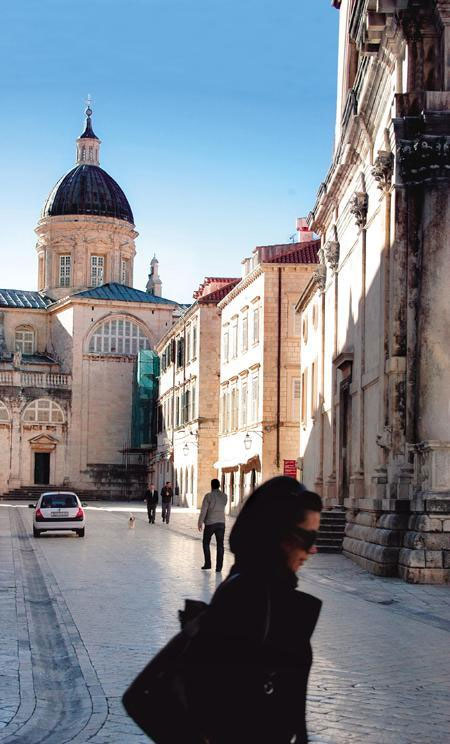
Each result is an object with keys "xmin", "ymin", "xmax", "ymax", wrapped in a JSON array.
[{"xmin": 128, "ymin": 513, "xmax": 136, "ymax": 529}]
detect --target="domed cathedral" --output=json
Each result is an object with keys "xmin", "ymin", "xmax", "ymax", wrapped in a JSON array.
[
  {"xmin": 36, "ymin": 105, "xmax": 137, "ymax": 300},
  {"xmin": 0, "ymin": 105, "xmax": 181, "ymax": 498}
]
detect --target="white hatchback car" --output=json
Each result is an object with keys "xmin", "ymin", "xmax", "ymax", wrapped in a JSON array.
[{"xmin": 30, "ymin": 491, "xmax": 86, "ymax": 538}]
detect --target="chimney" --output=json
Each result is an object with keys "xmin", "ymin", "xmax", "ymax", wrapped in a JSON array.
[{"xmin": 296, "ymin": 217, "xmax": 314, "ymax": 243}]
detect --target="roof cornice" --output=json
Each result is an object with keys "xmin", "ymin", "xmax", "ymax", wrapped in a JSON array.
[{"xmin": 217, "ymin": 266, "xmax": 263, "ymax": 310}]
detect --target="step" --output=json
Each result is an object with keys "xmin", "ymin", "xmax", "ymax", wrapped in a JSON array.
[
  {"xmin": 320, "ymin": 514, "xmax": 347, "ymax": 524},
  {"xmin": 317, "ymin": 530, "xmax": 345, "ymax": 540},
  {"xmin": 317, "ymin": 545, "xmax": 343, "ymax": 553}
]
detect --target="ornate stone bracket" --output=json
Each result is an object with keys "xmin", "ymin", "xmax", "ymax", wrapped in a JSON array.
[
  {"xmin": 349, "ymin": 191, "xmax": 368, "ymax": 229},
  {"xmin": 397, "ymin": 135, "xmax": 450, "ymax": 185},
  {"xmin": 372, "ymin": 150, "xmax": 394, "ymax": 191},
  {"xmin": 324, "ymin": 241, "xmax": 340, "ymax": 272},
  {"xmin": 311, "ymin": 264, "xmax": 326, "ymax": 293}
]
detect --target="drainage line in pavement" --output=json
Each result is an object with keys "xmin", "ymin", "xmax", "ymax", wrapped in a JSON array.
[{"xmin": 0, "ymin": 509, "xmax": 107, "ymax": 744}]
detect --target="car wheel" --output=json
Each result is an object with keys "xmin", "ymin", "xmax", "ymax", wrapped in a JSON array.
[
  {"xmin": 33, "ymin": 527, "xmax": 41, "ymax": 538},
  {"xmin": 77, "ymin": 528, "xmax": 85, "ymax": 537}
]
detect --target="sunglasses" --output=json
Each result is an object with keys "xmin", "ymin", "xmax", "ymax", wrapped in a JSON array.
[{"xmin": 289, "ymin": 527, "xmax": 318, "ymax": 551}]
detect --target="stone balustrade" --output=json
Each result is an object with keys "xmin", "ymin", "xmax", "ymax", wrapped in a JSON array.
[{"xmin": 0, "ymin": 369, "xmax": 71, "ymax": 388}]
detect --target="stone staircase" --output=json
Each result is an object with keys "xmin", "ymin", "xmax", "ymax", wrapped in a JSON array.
[
  {"xmin": 0, "ymin": 485, "xmax": 104, "ymax": 502},
  {"xmin": 317, "ymin": 508, "xmax": 346, "ymax": 553}
]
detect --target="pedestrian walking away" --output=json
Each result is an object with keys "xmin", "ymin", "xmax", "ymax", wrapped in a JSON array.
[
  {"xmin": 198, "ymin": 478, "xmax": 227, "ymax": 572},
  {"xmin": 160, "ymin": 481, "xmax": 173, "ymax": 524},
  {"xmin": 144, "ymin": 483, "xmax": 158, "ymax": 524}
]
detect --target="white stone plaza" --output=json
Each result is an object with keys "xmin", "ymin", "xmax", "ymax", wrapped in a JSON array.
[{"xmin": 0, "ymin": 503, "xmax": 449, "ymax": 743}]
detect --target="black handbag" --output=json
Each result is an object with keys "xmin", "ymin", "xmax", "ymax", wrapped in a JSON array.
[
  {"xmin": 122, "ymin": 577, "xmax": 271, "ymax": 743},
  {"xmin": 122, "ymin": 599, "xmax": 208, "ymax": 743}
]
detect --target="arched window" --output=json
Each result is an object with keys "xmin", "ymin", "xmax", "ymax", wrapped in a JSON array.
[
  {"xmin": 15, "ymin": 326, "xmax": 35, "ymax": 355},
  {"xmin": 0, "ymin": 401, "xmax": 9, "ymax": 421},
  {"xmin": 23, "ymin": 399, "xmax": 64, "ymax": 424},
  {"xmin": 88, "ymin": 318, "xmax": 151, "ymax": 355}
]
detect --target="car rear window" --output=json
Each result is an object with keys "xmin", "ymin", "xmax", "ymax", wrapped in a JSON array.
[{"xmin": 41, "ymin": 494, "xmax": 78, "ymax": 508}]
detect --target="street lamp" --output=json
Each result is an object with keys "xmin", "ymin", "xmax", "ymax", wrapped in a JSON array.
[{"xmin": 244, "ymin": 430, "xmax": 264, "ymax": 450}]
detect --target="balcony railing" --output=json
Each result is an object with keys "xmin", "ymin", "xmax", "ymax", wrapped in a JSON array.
[{"xmin": 0, "ymin": 370, "xmax": 71, "ymax": 388}]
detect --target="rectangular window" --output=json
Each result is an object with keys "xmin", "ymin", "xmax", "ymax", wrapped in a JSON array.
[
  {"xmin": 224, "ymin": 390, "xmax": 230, "ymax": 432},
  {"xmin": 184, "ymin": 390, "xmax": 190, "ymax": 423},
  {"xmin": 191, "ymin": 384, "xmax": 196, "ymax": 421},
  {"xmin": 186, "ymin": 332, "xmax": 191, "ymax": 363},
  {"xmin": 241, "ymin": 380, "xmax": 248, "ymax": 428},
  {"xmin": 251, "ymin": 372, "xmax": 259, "ymax": 423},
  {"xmin": 192, "ymin": 326, "xmax": 197, "ymax": 358},
  {"xmin": 15, "ymin": 330, "xmax": 34, "ymax": 355},
  {"xmin": 91, "ymin": 255, "xmax": 104, "ymax": 287},
  {"xmin": 242, "ymin": 314, "xmax": 248, "ymax": 352},
  {"xmin": 157, "ymin": 405, "xmax": 163, "ymax": 433},
  {"xmin": 301, "ymin": 371, "xmax": 308, "ymax": 424},
  {"xmin": 232, "ymin": 319, "xmax": 238, "ymax": 359},
  {"xmin": 223, "ymin": 330, "xmax": 229, "ymax": 363},
  {"xmin": 253, "ymin": 307, "xmax": 260, "ymax": 345},
  {"xmin": 121, "ymin": 259, "xmax": 129, "ymax": 285},
  {"xmin": 177, "ymin": 337, "xmax": 185, "ymax": 368},
  {"xmin": 59, "ymin": 255, "xmax": 71, "ymax": 287},
  {"xmin": 176, "ymin": 396, "xmax": 180, "ymax": 427},
  {"xmin": 292, "ymin": 377, "xmax": 301, "ymax": 419}
]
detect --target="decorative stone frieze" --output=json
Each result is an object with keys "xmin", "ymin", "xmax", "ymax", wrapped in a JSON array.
[
  {"xmin": 349, "ymin": 191, "xmax": 368, "ymax": 229},
  {"xmin": 397, "ymin": 135, "xmax": 450, "ymax": 185},
  {"xmin": 372, "ymin": 150, "xmax": 394, "ymax": 191}
]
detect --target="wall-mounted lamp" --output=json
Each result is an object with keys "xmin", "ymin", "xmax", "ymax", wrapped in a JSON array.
[{"xmin": 244, "ymin": 430, "xmax": 264, "ymax": 450}]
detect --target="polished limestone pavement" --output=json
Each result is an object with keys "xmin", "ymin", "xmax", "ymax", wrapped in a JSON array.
[{"xmin": 0, "ymin": 502, "xmax": 449, "ymax": 743}]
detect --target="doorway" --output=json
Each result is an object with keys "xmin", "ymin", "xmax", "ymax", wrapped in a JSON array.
[
  {"xmin": 339, "ymin": 379, "xmax": 352, "ymax": 504},
  {"xmin": 34, "ymin": 452, "xmax": 50, "ymax": 485}
]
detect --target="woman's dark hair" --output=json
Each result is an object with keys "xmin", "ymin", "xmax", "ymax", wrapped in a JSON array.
[{"xmin": 229, "ymin": 476, "xmax": 322, "ymax": 568}]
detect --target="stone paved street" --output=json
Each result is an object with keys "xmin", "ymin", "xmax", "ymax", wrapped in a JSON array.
[{"xmin": 0, "ymin": 502, "xmax": 449, "ymax": 744}]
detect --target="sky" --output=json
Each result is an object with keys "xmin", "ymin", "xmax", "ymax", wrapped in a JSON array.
[{"xmin": 0, "ymin": 1, "xmax": 339, "ymax": 304}]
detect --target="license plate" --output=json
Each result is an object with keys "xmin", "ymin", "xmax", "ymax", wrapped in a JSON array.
[{"xmin": 51, "ymin": 511, "xmax": 69, "ymax": 517}]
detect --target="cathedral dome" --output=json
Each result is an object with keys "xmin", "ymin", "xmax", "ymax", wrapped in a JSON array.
[{"xmin": 42, "ymin": 164, "xmax": 134, "ymax": 224}]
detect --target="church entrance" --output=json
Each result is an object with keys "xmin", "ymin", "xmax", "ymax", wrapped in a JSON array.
[{"xmin": 34, "ymin": 452, "xmax": 50, "ymax": 485}]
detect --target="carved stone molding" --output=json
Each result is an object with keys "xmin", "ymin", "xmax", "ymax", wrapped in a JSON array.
[
  {"xmin": 397, "ymin": 134, "xmax": 450, "ymax": 185},
  {"xmin": 324, "ymin": 241, "xmax": 340, "ymax": 272},
  {"xmin": 311, "ymin": 264, "xmax": 326, "ymax": 293},
  {"xmin": 372, "ymin": 150, "xmax": 394, "ymax": 191},
  {"xmin": 349, "ymin": 191, "xmax": 368, "ymax": 229}
]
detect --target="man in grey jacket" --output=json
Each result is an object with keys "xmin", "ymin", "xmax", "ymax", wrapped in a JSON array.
[{"xmin": 198, "ymin": 478, "xmax": 227, "ymax": 572}]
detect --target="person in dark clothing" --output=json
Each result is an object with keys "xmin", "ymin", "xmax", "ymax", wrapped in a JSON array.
[
  {"xmin": 144, "ymin": 483, "xmax": 158, "ymax": 524},
  {"xmin": 185, "ymin": 476, "xmax": 323, "ymax": 744},
  {"xmin": 160, "ymin": 482, "xmax": 173, "ymax": 524},
  {"xmin": 198, "ymin": 478, "xmax": 227, "ymax": 572}
]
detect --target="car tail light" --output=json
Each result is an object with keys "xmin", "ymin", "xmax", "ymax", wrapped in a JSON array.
[
  {"xmin": 76, "ymin": 507, "xmax": 84, "ymax": 519},
  {"xmin": 35, "ymin": 507, "xmax": 44, "ymax": 521}
]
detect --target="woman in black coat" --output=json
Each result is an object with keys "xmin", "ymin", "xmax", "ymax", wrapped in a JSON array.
[{"xmin": 186, "ymin": 476, "xmax": 323, "ymax": 744}]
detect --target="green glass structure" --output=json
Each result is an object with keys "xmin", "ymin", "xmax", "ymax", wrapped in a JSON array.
[{"xmin": 131, "ymin": 349, "xmax": 159, "ymax": 448}]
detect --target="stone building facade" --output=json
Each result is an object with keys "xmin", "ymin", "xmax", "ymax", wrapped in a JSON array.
[
  {"xmin": 0, "ymin": 107, "xmax": 179, "ymax": 497},
  {"xmin": 217, "ymin": 227, "xmax": 319, "ymax": 513},
  {"xmin": 152, "ymin": 277, "xmax": 239, "ymax": 507},
  {"xmin": 297, "ymin": 0, "xmax": 450, "ymax": 582}
]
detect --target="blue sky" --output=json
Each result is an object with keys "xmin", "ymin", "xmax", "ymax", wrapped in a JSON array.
[{"xmin": 0, "ymin": 1, "xmax": 338, "ymax": 303}]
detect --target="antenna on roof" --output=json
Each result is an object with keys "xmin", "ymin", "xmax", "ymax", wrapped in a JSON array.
[{"xmin": 288, "ymin": 233, "xmax": 297, "ymax": 243}]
